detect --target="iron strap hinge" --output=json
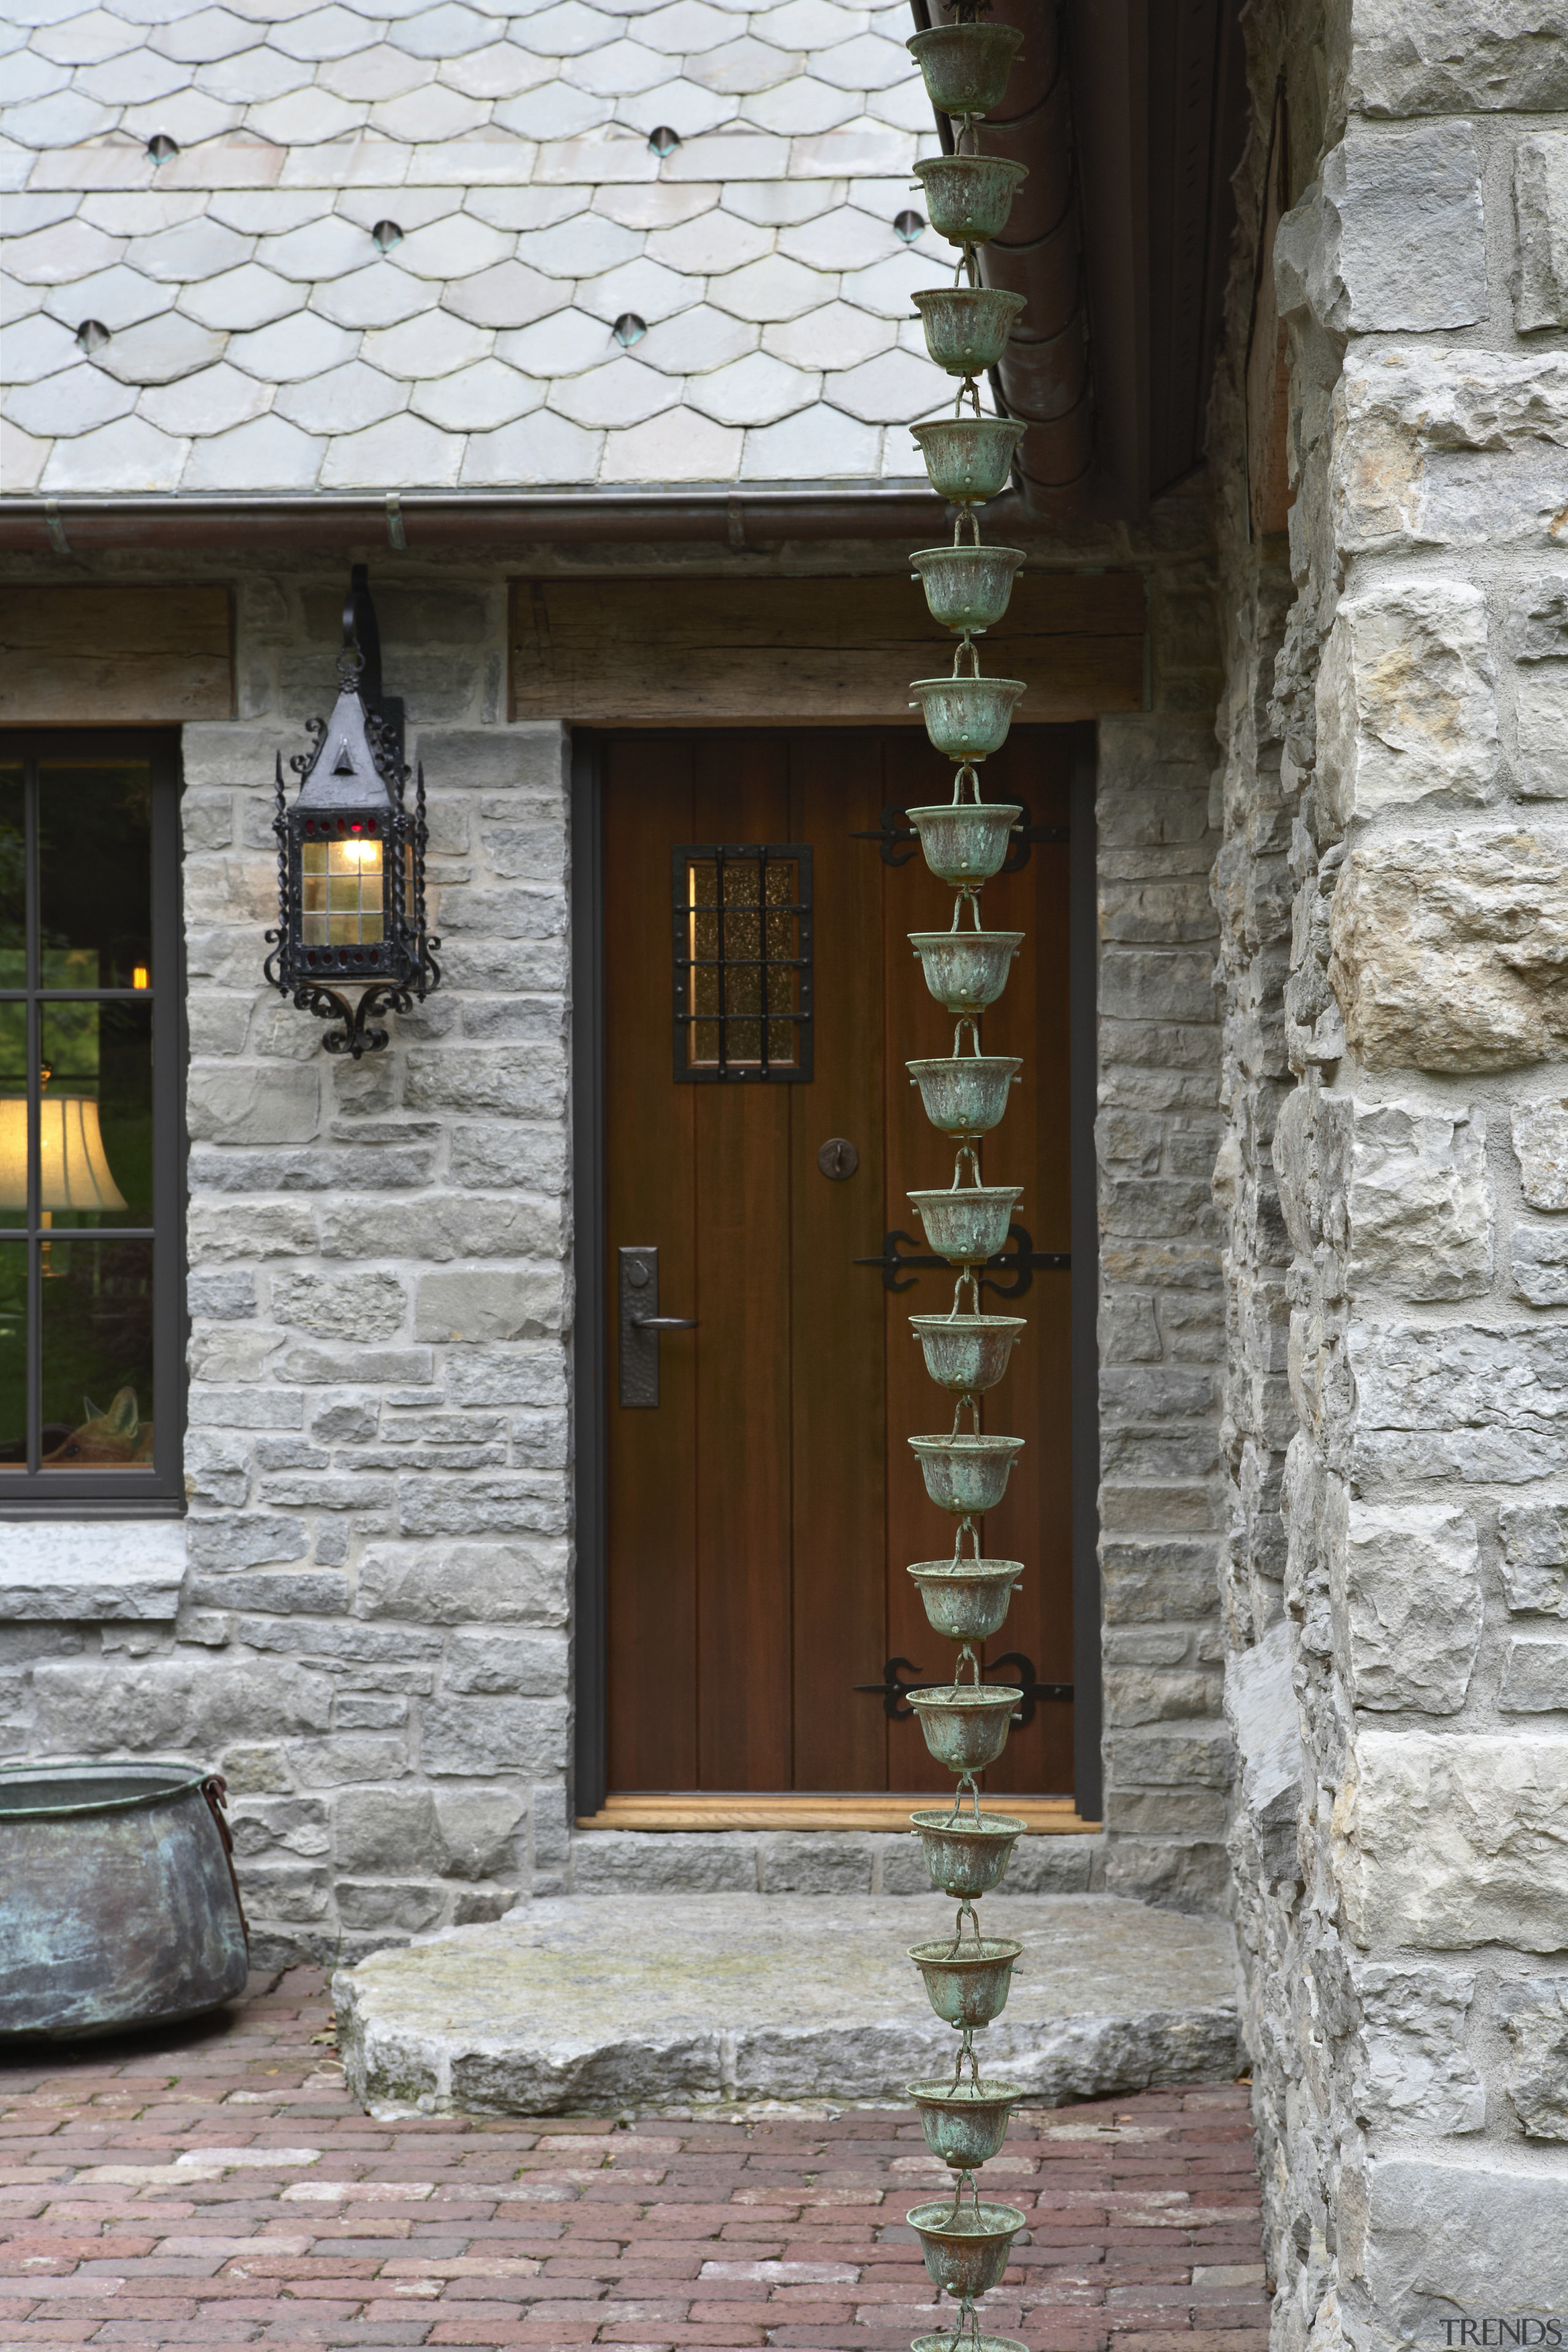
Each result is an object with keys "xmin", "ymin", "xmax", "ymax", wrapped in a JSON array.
[
  {"xmin": 853, "ymin": 1655, "xmax": 1073, "ymax": 1724},
  {"xmin": 854, "ymin": 1223, "xmax": 1069, "ymax": 1299}
]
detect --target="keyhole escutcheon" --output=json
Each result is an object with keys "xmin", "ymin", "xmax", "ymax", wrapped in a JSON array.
[{"xmin": 818, "ymin": 1137, "xmax": 859, "ymax": 1180}]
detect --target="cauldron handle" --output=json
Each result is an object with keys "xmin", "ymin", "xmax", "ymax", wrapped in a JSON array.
[{"xmin": 202, "ymin": 1775, "xmax": 251, "ymax": 1957}]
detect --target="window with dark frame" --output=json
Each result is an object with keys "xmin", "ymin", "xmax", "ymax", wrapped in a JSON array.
[
  {"xmin": 671, "ymin": 843, "xmax": 813, "ymax": 1083},
  {"xmin": 0, "ymin": 734, "xmax": 184, "ymax": 1509}
]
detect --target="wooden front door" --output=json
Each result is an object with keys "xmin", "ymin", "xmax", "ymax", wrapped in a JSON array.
[{"xmin": 601, "ymin": 727, "xmax": 1074, "ymax": 1796}]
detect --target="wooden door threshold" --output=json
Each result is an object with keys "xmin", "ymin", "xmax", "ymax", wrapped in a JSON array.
[{"xmin": 578, "ymin": 1793, "xmax": 1101, "ymax": 1834}]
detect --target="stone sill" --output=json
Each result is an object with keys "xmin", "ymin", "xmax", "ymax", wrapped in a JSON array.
[{"xmin": 0, "ymin": 1521, "xmax": 187, "ymax": 1620}]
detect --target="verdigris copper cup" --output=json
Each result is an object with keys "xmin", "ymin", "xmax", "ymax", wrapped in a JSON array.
[
  {"xmin": 910, "ymin": 927, "xmax": 1023, "ymax": 1013},
  {"xmin": 908, "ymin": 1927, "xmax": 1022, "ymax": 2026},
  {"xmin": 909, "ymin": 1313, "xmax": 1024, "ymax": 1394},
  {"xmin": 911, "ymin": 674, "xmax": 1026, "ymax": 761},
  {"xmin": 914, "ymin": 286, "xmax": 1027, "ymax": 375},
  {"xmin": 910, "ymin": 544, "xmax": 1023, "ymax": 635},
  {"xmin": 910, "ymin": 1805, "xmax": 1026, "ymax": 1895},
  {"xmin": 916, "ymin": 153, "xmax": 1030, "ymax": 246},
  {"xmin": 907, "ymin": 20, "xmax": 1025, "ymax": 118},
  {"xmin": 910, "ymin": 1681, "xmax": 1021, "ymax": 1772},
  {"xmin": 907, "ymin": 802, "xmax": 1022, "ymax": 888},
  {"xmin": 907, "ymin": 1560, "xmax": 1023, "ymax": 1644},
  {"xmin": 908, "ymin": 1054, "xmax": 1021, "ymax": 1138},
  {"xmin": 911, "ymin": 417, "xmax": 1026, "ymax": 507},
  {"xmin": 909, "ymin": 1183, "xmax": 1021, "ymax": 1265},
  {"xmin": 909, "ymin": 1433, "xmax": 1025, "ymax": 1517},
  {"xmin": 907, "ymin": 2197, "xmax": 1027, "ymax": 2299},
  {"xmin": 908, "ymin": 2076, "xmax": 1023, "ymax": 2170}
]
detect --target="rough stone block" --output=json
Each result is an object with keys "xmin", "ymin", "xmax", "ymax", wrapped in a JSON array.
[
  {"xmin": 758, "ymin": 1834, "xmax": 874, "ymax": 1894},
  {"xmin": 443, "ymin": 1630, "xmax": 568, "ymax": 1696},
  {"xmin": 1365, "ymin": 2156, "xmax": 1568, "ymax": 2332},
  {"xmin": 334, "ymin": 1786, "xmax": 443, "ymax": 1874},
  {"xmin": 447, "ymin": 1122, "xmax": 568, "ymax": 1193},
  {"xmin": 1516, "ymin": 135, "xmax": 1568, "ymax": 333},
  {"xmin": 1336, "ymin": 1498, "xmax": 1482, "ymax": 1714},
  {"xmin": 1499, "ymin": 1637, "xmax": 1568, "ymax": 1711},
  {"xmin": 435, "ymin": 1788, "xmax": 526, "ymax": 1882},
  {"xmin": 285, "ymin": 1736, "xmax": 410, "ymax": 1786},
  {"xmin": 1100, "ymin": 1836, "xmax": 1231, "ymax": 1912},
  {"xmin": 420, "ymin": 1696, "xmax": 567, "ymax": 1777},
  {"xmin": 31, "ymin": 1660, "xmax": 332, "ymax": 1753},
  {"xmin": 188, "ymin": 1572, "xmax": 349, "ymax": 1616},
  {"xmin": 1353, "ymin": 1964, "xmax": 1485, "ymax": 2135},
  {"xmin": 320, "ymin": 1195, "xmax": 564, "ymax": 1262},
  {"xmin": 398, "ymin": 1473, "xmax": 567, "ymax": 1539},
  {"xmin": 413, "ymin": 725, "xmax": 567, "ymax": 794},
  {"xmin": 414, "ymin": 1269, "xmax": 564, "ymax": 1344},
  {"xmin": 1330, "ymin": 829, "xmax": 1568, "ymax": 1073},
  {"xmin": 336, "ymin": 1881, "xmax": 447, "ymax": 1934},
  {"xmin": 1350, "ymin": 1321, "xmax": 1568, "ymax": 1485},
  {"xmin": 1496, "ymin": 1975, "xmax": 1568, "ymax": 2136},
  {"xmin": 573, "ymin": 1832, "xmax": 758, "ymax": 1895},
  {"xmin": 1337, "ymin": 347, "xmax": 1568, "ymax": 559},
  {"xmin": 334, "ymin": 1694, "xmax": 407, "ymax": 1730},
  {"xmin": 1337, "ymin": 1731, "xmax": 1568, "ymax": 1951},
  {"xmin": 404, "ymin": 1047, "xmax": 565, "ymax": 1121},
  {"xmin": 1343, "ymin": 1102, "xmax": 1492, "ymax": 1300},
  {"xmin": 1512, "ymin": 1221, "xmax": 1568, "ymax": 1305},
  {"xmin": 271, "ymin": 1271, "xmax": 408, "ymax": 1342},
  {"xmin": 186, "ymin": 1515, "xmax": 308, "ymax": 1573},
  {"xmin": 279, "ymin": 1344, "xmax": 432, "ymax": 1386},
  {"xmin": 1511, "ymin": 1095, "xmax": 1568, "ymax": 1210},
  {"xmin": 1349, "ymin": 3, "xmax": 1568, "ymax": 116},
  {"xmin": 1316, "ymin": 581, "xmax": 1498, "ymax": 823},
  {"xmin": 1282, "ymin": 127, "xmax": 1486, "ymax": 333},
  {"xmin": 1223, "ymin": 1620, "xmax": 1302, "ymax": 1887},
  {"xmin": 187, "ymin": 1062, "xmax": 321, "ymax": 1145},
  {"xmin": 1497, "ymin": 1501, "xmax": 1568, "ymax": 1616},
  {"xmin": 530, "ymin": 1784, "xmax": 570, "ymax": 1869},
  {"xmin": 357, "ymin": 1541, "xmax": 568, "ymax": 1626},
  {"xmin": 1001, "ymin": 1834, "xmax": 1099, "ymax": 1894}
]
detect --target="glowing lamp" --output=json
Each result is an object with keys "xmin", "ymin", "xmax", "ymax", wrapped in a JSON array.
[{"xmin": 0, "ymin": 1095, "xmax": 126, "ymax": 1213}]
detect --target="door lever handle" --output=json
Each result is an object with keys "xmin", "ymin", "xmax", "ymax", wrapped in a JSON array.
[{"xmin": 631, "ymin": 1315, "xmax": 697, "ymax": 1330}]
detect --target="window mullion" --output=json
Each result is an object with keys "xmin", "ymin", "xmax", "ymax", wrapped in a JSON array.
[{"xmin": 24, "ymin": 760, "xmax": 39, "ymax": 1477}]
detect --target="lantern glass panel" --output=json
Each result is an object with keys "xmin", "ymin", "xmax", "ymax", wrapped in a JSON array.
[{"xmin": 301, "ymin": 832, "xmax": 384, "ymax": 946}]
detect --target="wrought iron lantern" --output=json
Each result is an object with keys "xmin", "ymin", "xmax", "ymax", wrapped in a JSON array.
[{"xmin": 264, "ymin": 568, "xmax": 440, "ymax": 1059}]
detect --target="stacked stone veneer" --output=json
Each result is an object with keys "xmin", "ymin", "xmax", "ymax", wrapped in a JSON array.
[
  {"xmin": 0, "ymin": 514, "xmax": 1226, "ymax": 1960},
  {"xmin": 1215, "ymin": 2, "xmax": 1568, "ymax": 2342}
]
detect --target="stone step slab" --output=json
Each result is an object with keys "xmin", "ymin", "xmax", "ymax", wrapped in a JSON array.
[{"xmin": 334, "ymin": 1891, "xmax": 1242, "ymax": 2117}]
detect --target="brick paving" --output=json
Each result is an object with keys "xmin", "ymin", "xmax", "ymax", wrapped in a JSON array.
[{"xmin": 0, "ymin": 1967, "xmax": 1270, "ymax": 2352}]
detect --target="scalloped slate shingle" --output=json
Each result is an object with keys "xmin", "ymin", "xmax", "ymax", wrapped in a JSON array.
[{"xmin": 0, "ymin": 0, "xmax": 974, "ymax": 495}]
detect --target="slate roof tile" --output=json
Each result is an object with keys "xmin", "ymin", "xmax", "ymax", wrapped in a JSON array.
[
  {"xmin": 686, "ymin": 345, "xmax": 813, "ymax": 424},
  {"xmin": 0, "ymin": 269, "xmax": 47, "ymax": 323},
  {"xmin": 95, "ymin": 305, "xmax": 226, "ymax": 379},
  {"xmin": 31, "ymin": 11, "xmax": 143, "ymax": 64},
  {"xmin": 140, "ymin": 354, "xmax": 271, "ymax": 429},
  {"xmin": 2, "ymin": 307, "xmax": 83, "ymax": 381},
  {"xmin": 318, "ymin": 408, "xmax": 461, "ymax": 485},
  {"xmin": 0, "ymin": 190, "xmax": 81, "ymax": 232},
  {"xmin": 6, "ymin": 358, "xmax": 137, "ymax": 435},
  {"xmin": 410, "ymin": 355, "xmax": 543, "ymax": 429},
  {"xmin": 149, "ymin": 6, "xmax": 256, "ymax": 62},
  {"xmin": 178, "ymin": 255, "xmax": 304, "ymax": 326},
  {"xmin": 0, "ymin": 418, "xmax": 50, "ymax": 489},
  {"xmin": 181, "ymin": 405, "xmax": 318, "ymax": 483},
  {"xmin": 388, "ymin": 2, "xmax": 497, "ymax": 58},
  {"xmin": 633, "ymin": 296, "xmax": 752, "ymax": 372},
  {"xmin": 225, "ymin": 303, "xmax": 353, "ymax": 375},
  {"xmin": 275, "ymin": 354, "xmax": 407, "ymax": 431},
  {"xmin": 439, "ymin": 253, "xmax": 564, "ymax": 325},
  {"xmin": 495, "ymin": 303, "xmax": 612, "ymax": 375},
  {"xmin": 598, "ymin": 400, "xmax": 739, "ymax": 480},
  {"xmin": 459, "ymin": 407, "xmax": 600, "ymax": 483},
  {"xmin": 763, "ymin": 295, "xmax": 891, "ymax": 370},
  {"xmin": 317, "ymin": 43, "xmax": 434, "ymax": 100},
  {"xmin": 548, "ymin": 352, "xmax": 676, "ymax": 428},
  {"xmin": 740, "ymin": 399, "xmax": 876, "ymax": 476},
  {"xmin": 40, "ymin": 408, "xmax": 186, "ymax": 486},
  {"xmin": 1, "ymin": 0, "xmax": 938, "ymax": 492},
  {"xmin": 195, "ymin": 44, "xmax": 315, "ymax": 102},
  {"xmin": 364, "ymin": 306, "xmax": 490, "ymax": 374},
  {"xmin": 40, "ymin": 258, "xmax": 170, "ymax": 328}
]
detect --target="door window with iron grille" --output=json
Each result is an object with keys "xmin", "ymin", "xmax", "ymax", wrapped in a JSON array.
[
  {"xmin": 671, "ymin": 843, "xmax": 813, "ymax": 1082},
  {"xmin": 0, "ymin": 734, "xmax": 183, "ymax": 1507}
]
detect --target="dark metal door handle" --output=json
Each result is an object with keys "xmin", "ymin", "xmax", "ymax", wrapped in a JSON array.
[
  {"xmin": 632, "ymin": 1316, "xmax": 697, "ymax": 1329},
  {"xmin": 619, "ymin": 1247, "xmax": 695, "ymax": 1407}
]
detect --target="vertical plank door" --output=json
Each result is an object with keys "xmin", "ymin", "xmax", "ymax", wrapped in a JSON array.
[{"xmin": 601, "ymin": 728, "xmax": 1075, "ymax": 1794}]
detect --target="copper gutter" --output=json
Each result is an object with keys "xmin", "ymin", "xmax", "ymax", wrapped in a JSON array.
[{"xmin": 0, "ymin": 485, "xmax": 995, "ymax": 556}]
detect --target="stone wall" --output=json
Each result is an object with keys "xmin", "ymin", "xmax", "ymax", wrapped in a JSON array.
[
  {"xmin": 0, "ymin": 497, "xmax": 1229, "ymax": 1955},
  {"xmin": 1213, "ymin": 2, "xmax": 1568, "ymax": 2342}
]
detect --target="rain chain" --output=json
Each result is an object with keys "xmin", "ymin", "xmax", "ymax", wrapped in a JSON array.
[{"xmin": 891, "ymin": 13, "xmax": 1035, "ymax": 2352}]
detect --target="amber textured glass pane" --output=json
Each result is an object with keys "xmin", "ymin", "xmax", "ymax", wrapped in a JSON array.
[
  {"xmin": 39, "ymin": 1237, "xmax": 154, "ymax": 1471},
  {"xmin": 39, "ymin": 766, "xmax": 152, "ymax": 989}
]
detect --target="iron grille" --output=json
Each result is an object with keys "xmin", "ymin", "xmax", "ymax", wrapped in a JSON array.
[{"xmin": 671, "ymin": 843, "xmax": 813, "ymax": 1083}]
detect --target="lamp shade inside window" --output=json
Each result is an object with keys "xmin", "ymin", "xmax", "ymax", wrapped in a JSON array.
[{"xmin": 0, "ymin": 1098, "xmax": 126, "ymax": 1212}]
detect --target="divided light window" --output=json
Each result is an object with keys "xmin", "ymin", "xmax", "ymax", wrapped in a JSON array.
[{"xmin": 0, "ymin": 734, "xmax": 183, "ymax": 1509}]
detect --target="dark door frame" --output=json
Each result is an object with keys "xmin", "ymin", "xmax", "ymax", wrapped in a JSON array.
[{"xmin": 569, "ymin": 724, "xmax": 1102, "ymax": 1820}]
